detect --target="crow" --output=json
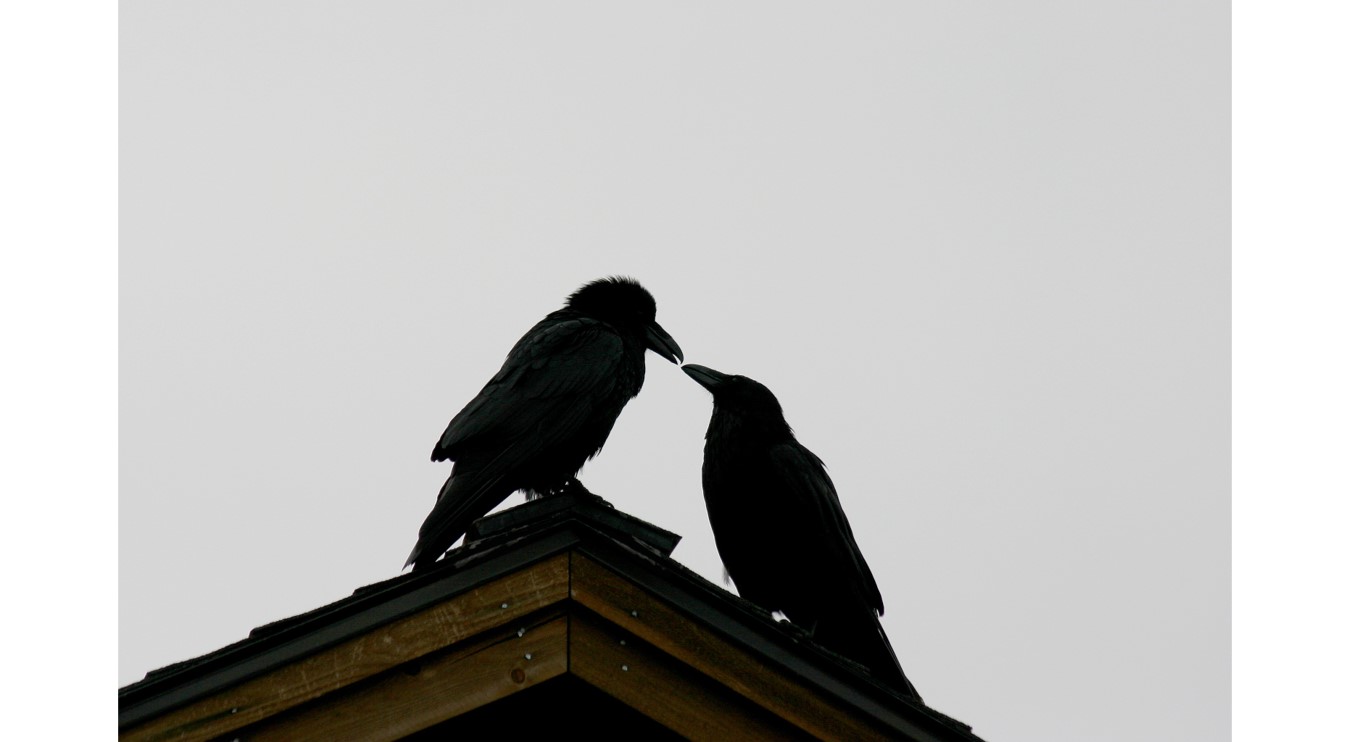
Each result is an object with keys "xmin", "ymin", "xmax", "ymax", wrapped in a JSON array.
[
  {"xmin": 406, "ymin": 277, "xmax": 683, "ymax": 571},
  {"xmin": 682, "ymin": 364, "xmax": 921, "ymax": 700}
]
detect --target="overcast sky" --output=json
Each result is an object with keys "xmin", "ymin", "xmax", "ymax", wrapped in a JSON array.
[{"xmin": 120, "ymin": 3, "xmax": 1229, "ymax": 740}]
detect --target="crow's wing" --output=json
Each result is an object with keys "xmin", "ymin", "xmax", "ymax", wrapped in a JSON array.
[
  {"xmin": 408, "ymin": 317, "xmax": 628, "ymax": 568},
  {"xmin": 432, "ymin": 316, "xmax": 625, "ymax": 466},
  {"xmin": 769, "ymin": 443, "xmax": 886, "ymax": 615}
]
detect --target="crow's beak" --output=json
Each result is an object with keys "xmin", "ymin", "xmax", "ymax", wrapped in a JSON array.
[
  {"xmin": 682, "ymin": 363, "xmax": 729, "ymax": 392},
  {"xmin": 645, "ymin": 321, "xmax": 684, "ymax": 365}
]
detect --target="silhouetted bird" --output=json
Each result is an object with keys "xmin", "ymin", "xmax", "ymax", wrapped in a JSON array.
[
  {"xmin": 682, "ymin": 364, "xmax": 921, "ymax": 700},
  {"xmin": 406, "ymin": 277, "xmax": 683, "ymax": 571}
]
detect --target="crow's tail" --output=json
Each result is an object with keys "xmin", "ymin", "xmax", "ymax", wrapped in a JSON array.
[
  {"xmin": 405, "ymin": 471, "xmax": 507, "ymax": 571},
  {"xmin": 814, "ymin": 607, "xmax": 922, "ymax": 702}
]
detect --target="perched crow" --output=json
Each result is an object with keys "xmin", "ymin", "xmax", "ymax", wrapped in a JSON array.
[
  {"xmin": 683, "ymin": 364, "xmax": 921, "ymax": 700},
  {"xmin": 406, "ymin": 277, "xmax": 683, "ymax": 570}
]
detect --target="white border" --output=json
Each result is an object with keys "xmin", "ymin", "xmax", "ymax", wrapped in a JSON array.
[
  {"xmin": 1, "ymin": 2, "xmax": 118, "ymax": 737},
  {"xmin": 1234, "ymin": 2, "xmax": 1350, "ymax": 739}
]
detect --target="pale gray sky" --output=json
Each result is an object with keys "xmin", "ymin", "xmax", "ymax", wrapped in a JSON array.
[{"xmin": 121, "ymin": 3, "xmax": 1229, "ymax": 740}]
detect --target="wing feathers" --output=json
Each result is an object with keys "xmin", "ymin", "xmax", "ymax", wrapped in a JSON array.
[
  {"xmin": 433, "ymin": 318, "xmax": 622, "ymax": 461},
  {"xmin": 768, "ymin": 444, "xmax": 886, "ymax": 615}
]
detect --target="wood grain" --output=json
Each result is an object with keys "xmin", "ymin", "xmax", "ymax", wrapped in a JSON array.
[
  {"xmin": 570, "ymin": 610, "xmax": 806, "ymax": 740},
  {"xmin": 240, "ymin": 612, "xmax": 569, "ymax": 741},
  {"xmin": 570, "ymin": 552, "xmax": 899, "ymax": 741},
  {"xmin": 122, "ymin": 553, "xmax": 569, "ymax": 742}
]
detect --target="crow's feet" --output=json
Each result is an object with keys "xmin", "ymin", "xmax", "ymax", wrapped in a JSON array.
[
  {"xmin": 556, "ymin": 478, "xmax": 614, "ymax": 508},
  {"xmin": 557, "ymin": 478, "xmax": 593, "ymax": 497}
]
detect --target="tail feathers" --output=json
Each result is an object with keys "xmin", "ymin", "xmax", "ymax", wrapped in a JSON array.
[
  {"xmin": 405, "ymin": 472, "xmax": 508, "ymax": 571},
  {"xmin": 814, "ymin": 609, "xmax": 922, "ymax": 702}
]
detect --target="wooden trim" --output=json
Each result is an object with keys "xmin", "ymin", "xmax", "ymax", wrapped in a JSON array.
[
  {"xmin": 121, "ymin": 553, "xmax": 570, "ymax": 742},
  {"xmin": 122, "ymin": 547, "xmax": 948, "ymax": 742},
  {"xmin": 570, "ymin": 610, "xmax": 804, "ymax": 740},
  {"xmin": 569, "ymin": 552, "xmax": 902, "ymax": 742},
  {"xmin": 239, "ymin": 611, "xmax": 569, "ymax": 741}
]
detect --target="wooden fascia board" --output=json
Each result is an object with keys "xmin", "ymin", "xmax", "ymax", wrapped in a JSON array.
[
  {"xmin": 119, "ymin": 526, "xmax": 586, "ymax": 731},
  {"xmin": 239, "ymin": 611, "xmax": 569, "ymax": 741},
  {"xmin": 569, "ymin": 551, "xmax": 936, "ymax": 742},
  {"xmin": 570, "ymin": 608, "xmax": 806, "ymax": 740},
  {"xmin": 120, "ymin": 553, "xmax": 571, "ymax": 742},
  {"xmin": 122, "ymin": 540, "xmax": 961, "ymax": 742}
]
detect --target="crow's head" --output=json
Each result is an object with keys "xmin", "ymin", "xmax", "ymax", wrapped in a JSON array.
[
  {"xmin": 567, "ymin": 277, "xmax": 683, "ymax": 364},
  {"xmin": 682, "ymin": 364, "xmax": 791, "ymax": 432}
]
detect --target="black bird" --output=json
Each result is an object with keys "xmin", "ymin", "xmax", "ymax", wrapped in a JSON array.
[
  {"xmin": 682, "ymin": 364, "xmax": 921, "ymax": 700},
  {"xmin": 406, "ymin": 277, "xmax": 683, "ymax": 571}
]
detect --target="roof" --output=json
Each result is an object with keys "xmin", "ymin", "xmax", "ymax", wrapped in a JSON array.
[{"xmin": 120, "ymin": 493, "xmax": 985, "ymax": 741}]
